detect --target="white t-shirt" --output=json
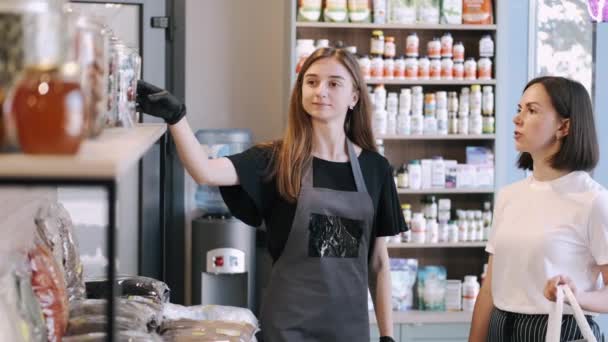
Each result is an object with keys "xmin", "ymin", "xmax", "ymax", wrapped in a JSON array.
[{"xmin": 486, "ymin": 171, "xmax": 608, "ymax": 315}]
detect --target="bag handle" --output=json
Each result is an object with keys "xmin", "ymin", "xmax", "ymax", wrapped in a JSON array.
[{"xmin": 546, "ymin": 284, "xmax": 597, "ymax": 342}]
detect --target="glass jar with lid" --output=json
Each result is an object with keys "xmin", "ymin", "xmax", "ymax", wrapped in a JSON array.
[
  {"xmin": 5, "ymin": 2, "xmax": 86, "ymax": 154},
  {"xmin": 66, "ymin": 9, "xmax": 109, "ymax": 138}
]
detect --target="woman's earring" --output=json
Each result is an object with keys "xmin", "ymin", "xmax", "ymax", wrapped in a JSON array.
[{"xmin": 349, "ymin": 105, "xmax": 354, "ymax": 110}]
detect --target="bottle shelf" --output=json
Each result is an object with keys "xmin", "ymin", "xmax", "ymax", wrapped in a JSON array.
[
  {"xmin": 366, "ymin": 78, "xmax": 497, "ymax": 86},
  {"xmin": 377, "ymin": 134, "xmax": 495, "ymax": 140},
  {"xmin": 397, "ymin": 188, "xmax": 494, "ymax": 194},
  {"xmin": 387, "ymin": 242, "xmax": 486, "ymax": 249},
  {"xmin": 297, "ymin": 22, "xmax": 497, "ymax": 31}
]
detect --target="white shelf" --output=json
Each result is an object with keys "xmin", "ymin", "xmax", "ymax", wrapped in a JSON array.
[
  {"xmin": 387, "ymin": 242, "xmax": 486, "ymax": 249},
  {"xmin": 370, "ymin": 310, "xmax": 473, "ymax": 324},
  {"xmin": 377, "ymin": 134, "xmax": 495, "ymax": 140},
  {"xmin": 0, "ymin": 124, "xmax": 167, "ymax": 180},
  {"xmin": 397, "ymin": 188, "xmax": 494, "ymax": 194},
  {"xmin": 296, "ymin": 22, "xmax": 497, "ymax": 31},
  {"xmin": 366, "ymin": 78, "xmax": 497, "ymax": 86}
]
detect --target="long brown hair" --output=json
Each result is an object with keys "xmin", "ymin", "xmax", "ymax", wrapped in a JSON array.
[{"xmin": 267, "ymin": 47, "xmax": 376, "ymax": 202}]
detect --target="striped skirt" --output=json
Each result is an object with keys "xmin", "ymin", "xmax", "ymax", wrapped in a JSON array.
[{"xmin": 487, "ymin": 307, "xmax": 604, "ymax": 342}]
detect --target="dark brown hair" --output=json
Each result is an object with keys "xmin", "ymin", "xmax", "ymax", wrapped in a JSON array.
[
  {"xmin": 517, "ymin": 76, "xmax": 599, "ymax": 171},
  {"xmin": 266, "ymin": 47, "xmax": 376, "ymax": 202}
]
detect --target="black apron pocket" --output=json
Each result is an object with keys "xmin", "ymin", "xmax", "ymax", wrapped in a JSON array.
[{"xmin": 308, "ymin": 213, "xmax": 363, "ymax": 258}]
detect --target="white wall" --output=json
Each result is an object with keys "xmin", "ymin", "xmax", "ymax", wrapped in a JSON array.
[
  {"xmin": 182, "ymin": 0, "xmax": 289, "ymax": 304},
  {"xmin": 184, "ymin": 0, "xmax": 289, "ymax": 142}
]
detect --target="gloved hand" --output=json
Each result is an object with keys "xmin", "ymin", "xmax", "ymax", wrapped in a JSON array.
[
  {"xmin": 379, "ymin": 337, "xmax": 396, "ymax": 342},
  {"xmin": 136, "ymin": 80, "xmax": 186, "ymax": 125}
]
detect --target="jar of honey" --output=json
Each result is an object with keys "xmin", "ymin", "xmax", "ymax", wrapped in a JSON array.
[{"xmin": 7, "ymin": 7, "xmax": 85, "ymax": 155}]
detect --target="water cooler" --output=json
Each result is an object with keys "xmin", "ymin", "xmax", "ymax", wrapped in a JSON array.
[
  {"xmin": 189, "ymin": 129, "xmax": 257, "ymax": 311},
  {"xmin": 191, "ymin": 215, "xmax": 256, "ymax": 310}
]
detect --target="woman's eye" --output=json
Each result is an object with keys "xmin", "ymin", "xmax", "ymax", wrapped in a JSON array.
[{"xmin": 306, "ymin": 80, "xmax": 316, "ymax": 86}]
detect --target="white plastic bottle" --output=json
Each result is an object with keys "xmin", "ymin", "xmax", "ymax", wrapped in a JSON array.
[
  {"xmin": 411, "ymin": 212, "xmax": 427, "ymax": 243},
  {"xmin": 462, "ymin": 276, "xmax": 480, "ymax": 312},
  {"xmin": 399, "ymin": 88, "xmax": 412, "ymax": 114},
  {"xmin": 427, "ymin": 219, "xmax": 439, "ymax": 243},
  {"xmin": 373, "ymin": 107, "xmax": 388, "ymax": 135},
  {"xmin": 410, "ymin": 112, "xmax": 424, "ymax": 135},
  {"xmin": 408, "ymin": 160, "xmax": 422, "ymax": 190},
  {"xmin": 396, "ymin": 111, "xmax": 411, "ymax": 135},
  {"xmin": 387, "ymin": 92, "xmax": 399, "ymax": 113},
  {"xmin": 387, "ymin": 111, "xmax": 397, "ymax": 135}
]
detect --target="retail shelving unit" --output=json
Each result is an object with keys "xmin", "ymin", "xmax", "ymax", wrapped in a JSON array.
[
  {"xmin": 0, "ymin": 124, "xmax": 167, "ymax": 342},
  {"xmin": 289, "ymin": 2, "xmax": 498, "ymax": 341}
]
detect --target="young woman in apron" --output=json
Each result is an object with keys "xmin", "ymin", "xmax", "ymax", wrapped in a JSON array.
[
  {"xmin": 136, "ymin": 47, "xmax": 407, "ymax": 342},
  {"xmin": 469, "ymin": 76, "xmax": 607, "ymax": 342}
]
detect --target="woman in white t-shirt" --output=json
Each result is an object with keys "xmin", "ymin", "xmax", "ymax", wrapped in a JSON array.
[{"xmin": 469, "ymin": 76, "xmax": 607, "ymax": 342}]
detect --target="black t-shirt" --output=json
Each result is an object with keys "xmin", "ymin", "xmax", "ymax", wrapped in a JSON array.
[{"xmin": 219, "ymin": 144, "xmax": 408, "ymax": 263}]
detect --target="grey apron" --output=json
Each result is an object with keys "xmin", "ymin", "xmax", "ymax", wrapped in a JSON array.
[{"xmin": 260, "ymin": 139, "xmax": 375, "ymax": 342}]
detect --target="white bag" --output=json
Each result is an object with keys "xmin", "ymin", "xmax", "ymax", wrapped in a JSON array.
[{"xmin": 546, "ymin": 284, "xmax": 598, "ymax": 342}]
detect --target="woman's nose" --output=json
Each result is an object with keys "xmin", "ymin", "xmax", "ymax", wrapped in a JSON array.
[{"xmin": 315, "ymin": 82, "xmax": 328, "ymax": 98}]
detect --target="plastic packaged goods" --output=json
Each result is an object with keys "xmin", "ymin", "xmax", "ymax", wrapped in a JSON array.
[
  {"xmin": 373, "ymin": 107, "xmax": 388, "ymax": 135},
  {"xmin": 479, "ymin": 34, "xmax": 495, "ymax": 57},
  {"xmin": 14, "ymin": 258, "xmax": 48, "ymax": 342},
  {"xmin": 162, "ymin": 304, "xmax": 258, "ymax": 329},
  {"xmin": 427, "ymin": 38, "xmax": 441, "ymax": 59},
  {"xmin": 370, "ymin": 30, "xmax": 385, "ymax": 56},
  {"xmin": 29, "ymin": 242, "xmax": 69, "ymax": 342},
  {"xmin": 63, "ymin": 331, "xmax": 163, "ymax": 342},
  {"xmin": 69, "ymin": 296, "xmax": 163, "ymax": 332},
  {"xmin": 477, "ymin": 57, "xmax": 493, "ymax": 80},
  {"xmin": 417, "ymin": 0, "xmax": 440, "ymax": 24},
  {"xmin": 66, "ymin": 315, "xmax": 147, "ymax": 336},
  {"xmin": 440, "ymin": 58, "xmax": 453, "ymax": 80},
  {"xmin": 0, "ymin": 260, "xmax": 45, "ymax": 342},
  {"xmin": 35, "ymin": 201, "xmax": 86, "ymax": 302},
  {"xmin": 394, "ymin": 56, "xmax": 405, "ymax": 78},
  {"xmin": 297, "ymin": 0, "xmax": 323, "ymax": 21},
  {"xmin": 85, "ymin": 276, "xmax": 171, "ymax": 304},
  {"xmin": 441, "ymin": 0, "xmax": 463, "ymax": 24},
  {"xmin": 396, "ymin": 111, "xmax": 411, "ymax": 135},
  {"xmin": 389, "ymin": 258, "xmax": 418, "ymax": 311},
  {"xmin": 452, "ymin": 41, "xmax": 465, "ymax": 62},
  {"xmin": 348, "ymin": 0, "xmax": 372, "ymax": 22},
  {"xmin": 417, "ymin": 266, "xmax": 447, "ymax": 311},
  {"xmin": 0, "ymin": 296, "xmax": 25, "ymax": 342},
  {"xmin": 295, "ymin": 39, "xmax": 315, "ymax": 74},
  {"xmin": 371, "ymin": 55, "xmax": 384, "ymax": 78},
  {"xmin": 462, "ymin": 275, "xmax": 480, "ymax": 312},
  {"xmin": 406, "ymin": 33, "xmax": 419, "ymax": 57},
  {"xmin": 405, "ymin": 57, "xmax": 418, "ymax": 80},
  {"xmin": 359, "ymin": 55, "xmax": 371, "ymax": 78},
  {"xmin": 429, "ymin": 58, "xmax": 441, "ymax": 80},
  {"xmin": 446, "ymin": 280, "xmax": 462, "ymax": 311},
  {"xmin": 383, "ymin": 58, "xmax": 395, "ymax": 79},
  {"xmin": 384, "ymin": 36, "xmax": 396, "ymax": 58},
  {"xmin": 453, "ymin": 62, "xmax": 464, "ymax": 80},
  {"xmin": 373, "ymin": 0, "xmax": 387, "ymax": 24},
  {"xmin": 464, "ymin": 58, "xmax": 477, "ymax": 80},
  {"xmin": 418, "ymin": 56, "xmax": 430, "ymax": 79},
  {"xmin": 440, "ymin": 33, "xmax": 453, "ymax": 58},
  {"xmin": 160, "ymin": 320, "xmax": 257, "ymax": 342},
  {"xmin": 462, "ymin": 0, "xmax": 494, "ymax": 24},
  {"xmin": 388, "ymin": 0, "xmax": 416, "ymax": 24},
  {"xmin": 324, "ymin": 0, "xmax": 348, "ymax": 22}
]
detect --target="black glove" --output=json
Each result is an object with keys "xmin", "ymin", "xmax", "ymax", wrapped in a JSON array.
[
  {"xmin": 379, "ymin": 337, "xmax": 396, "ymax": 342},
  {"xmin": 136, "ymin": 80, "xmax": 186, "ymax": 125}
]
